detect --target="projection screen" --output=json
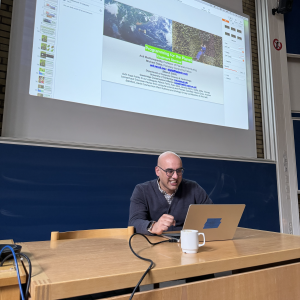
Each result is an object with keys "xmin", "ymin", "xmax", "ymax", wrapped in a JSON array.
[{"xmin": 2, "ymin": 0, "xmax": 256, "ymax": 158}]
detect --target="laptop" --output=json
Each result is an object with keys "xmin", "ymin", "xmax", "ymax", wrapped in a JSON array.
[{"xmin": 162, "ymin": 204, "xmax": 245, "ymax": 242}]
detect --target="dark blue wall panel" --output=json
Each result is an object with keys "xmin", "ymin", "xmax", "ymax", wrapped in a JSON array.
[
  {"xmin": 0, "ymin": 143, "xmax": 279, "ymax": 242},
  {"xmin": 292, "ymin": 113, "xmax": 300, "ymax": 118},
  {"xmin": 293, "ymin": 120, "xmax": 300, "ymax": 189},
  {"xmin": 285, "ymin": 1, "xmax": 300, "ymax": 54}
]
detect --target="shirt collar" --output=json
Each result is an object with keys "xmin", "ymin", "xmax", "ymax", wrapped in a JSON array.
[{"xmin": 157, "ymin": 178, "xmax": 177, "ymax": 196}]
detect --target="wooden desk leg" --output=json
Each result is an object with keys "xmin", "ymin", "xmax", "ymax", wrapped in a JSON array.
[{"xmin": 0, "ymin": 285, "xmax": 20, "ymax": 300}]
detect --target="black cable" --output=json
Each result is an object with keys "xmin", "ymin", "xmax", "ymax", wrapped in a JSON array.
[
  {"xmin": 128, "ymin": 233, "xmax": 172, "ymax": 300},
  {"xmin": 0, "ymin": 253, "xmax": 32, "ymax": 300},
  {"xmin": 19, "ymin": 253, "xmax": 32, "ymax": 300}
]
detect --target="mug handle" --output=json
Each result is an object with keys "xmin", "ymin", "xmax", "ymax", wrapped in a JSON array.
[{"xmin": 198, "ymin": 233, "xmax": 205, "ymax": 247}]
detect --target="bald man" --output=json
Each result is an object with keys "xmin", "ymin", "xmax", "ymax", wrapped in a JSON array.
[{"xmin": 128, "ymin": 151, "xmax": 213, "ymax": 235}]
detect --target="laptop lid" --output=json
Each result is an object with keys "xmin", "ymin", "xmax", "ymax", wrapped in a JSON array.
[{"xmin": 183, "ymin": 204, "xmax": 245, "ymax": 242}]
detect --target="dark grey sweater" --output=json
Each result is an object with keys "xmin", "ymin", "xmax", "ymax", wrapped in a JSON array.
[{"xmin": 128, "ymin": 178, "xmax": 213, "ymax": 234}]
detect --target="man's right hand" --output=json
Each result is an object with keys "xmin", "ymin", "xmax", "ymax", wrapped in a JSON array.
[{"xmin": 151, "ymin": 214, "xmax": 175, "ymax": 235}]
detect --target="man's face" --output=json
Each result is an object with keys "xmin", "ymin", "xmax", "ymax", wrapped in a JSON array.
[{"xmin": 155, "ymin": 154, "xmax": 183, "ymax": 194}]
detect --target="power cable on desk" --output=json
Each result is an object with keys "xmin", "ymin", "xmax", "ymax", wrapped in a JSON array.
[
  {"xmin": 128, "ymin": 233, "xmax": 178, "ymax": 300},
  {"xmin": 0, "ymin": 245, "xmax": 32, "ymax": 300}
]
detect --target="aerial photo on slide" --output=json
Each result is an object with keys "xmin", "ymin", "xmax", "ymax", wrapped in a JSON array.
[
  {"xmin": 172, "ymin": 21, "xmax": 223, "ymax": 68},
  {"xmin": 103, "ymin": 0, "xmax": 172, "ymax": 51},
  {"xmin": 103, "ymin": 0, "xmax": 223, "ymax": 68}
]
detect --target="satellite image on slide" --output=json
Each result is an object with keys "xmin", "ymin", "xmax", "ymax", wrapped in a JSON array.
[
  {"xmin": 172, "ymin": 22, "xmax": 223, "ymax": 68},
  {"xmin": 103, "ymin": 0, "xmax": 223, "ymax": 68},
  {"xmin": 103, "ymin": 0, "xmax": 172, "ymax": 51}
]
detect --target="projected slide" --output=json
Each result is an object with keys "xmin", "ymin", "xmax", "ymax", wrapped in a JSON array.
[
  {"xmin": 102, "ymin": 0, "xmax": 223, "ymax": 104},
  {"xmin": 29, "ymin": 0, "xmax": 252, "ymax": 130}
]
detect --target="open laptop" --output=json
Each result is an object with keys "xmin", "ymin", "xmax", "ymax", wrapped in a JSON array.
[{"xmin": 162, "ymin": 204, "xmax": 245, "ymax": 242}]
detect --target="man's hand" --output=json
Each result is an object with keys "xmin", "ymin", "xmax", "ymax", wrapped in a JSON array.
[{"xmin": 151, "ymin": 214, "xmax": 176, "ymax": 235}]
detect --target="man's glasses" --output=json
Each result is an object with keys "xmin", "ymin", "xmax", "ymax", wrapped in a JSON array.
[{"xmin": 157, "ymin": 166, "xmax": 184, "ymax": 177}]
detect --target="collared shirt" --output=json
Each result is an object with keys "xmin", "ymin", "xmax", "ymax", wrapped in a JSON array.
[{"xmin": 157, "ymin": 179, "xmax": 177, "ymax": 205}]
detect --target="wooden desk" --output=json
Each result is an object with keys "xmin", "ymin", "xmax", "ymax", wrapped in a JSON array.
[
  {"xmin": 19, "ymin": 228, "xmax": 300, "ymax": 300},
  {"xmin": 0, "ymin": 240, "xmax": 27, "ymax": 300}
]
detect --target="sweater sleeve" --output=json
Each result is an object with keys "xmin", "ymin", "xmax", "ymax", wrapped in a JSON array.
[
  {"xmin": 128, "ymin": 184, "xmax": 152, "ymax": 235},
  {"xmin": 195, "ymin": 182, "xmax": 213, "ymax": 204}
]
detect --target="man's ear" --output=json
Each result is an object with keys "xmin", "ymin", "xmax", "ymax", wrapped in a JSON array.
[{"xmin": 155, "ymin": 166, "xmax": 160, "ymax": 177}]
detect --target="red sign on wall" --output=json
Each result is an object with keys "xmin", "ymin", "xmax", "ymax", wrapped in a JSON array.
[{"xmin": 273, "ymin": 39, "xmax": 282, "ymax": 51}]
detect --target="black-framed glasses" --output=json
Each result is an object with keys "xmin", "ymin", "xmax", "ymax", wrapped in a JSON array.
[{"xmin": 157, "ymin": 166, "xmax": 184, "ymax": 177}]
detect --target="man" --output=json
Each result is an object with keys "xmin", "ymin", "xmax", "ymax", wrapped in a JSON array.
[
  {"xmin": 196, "ymin": 43, "xmax": 206, "ymax": 61},
  {"xmin": 128, "ymin": 151, "xmax": 213, "ymax": 235}
]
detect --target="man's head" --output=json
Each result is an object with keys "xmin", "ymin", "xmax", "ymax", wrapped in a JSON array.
[{"xmin": 155, "ymin": 151, "xmax": 183, "ymax": 194}]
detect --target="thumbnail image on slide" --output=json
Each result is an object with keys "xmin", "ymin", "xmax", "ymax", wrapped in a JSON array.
[{"xmin": 103, "ymin": 0, "xmax": 223, "ymax": 68}]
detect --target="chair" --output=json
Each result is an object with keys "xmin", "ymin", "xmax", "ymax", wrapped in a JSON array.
[{"xmin": 50, "ymin": 226, "xmax": 135, "ymax": 241}]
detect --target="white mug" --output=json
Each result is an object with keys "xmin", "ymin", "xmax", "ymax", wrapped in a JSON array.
[{"xmin": 181, "ymin": 229, "xmax": 205, "ymax": 254}]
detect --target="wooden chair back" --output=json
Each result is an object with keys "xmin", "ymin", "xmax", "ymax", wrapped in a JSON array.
[{"xmin": 50, "ymin": 226, "xmax": 134, "ymax": 241}]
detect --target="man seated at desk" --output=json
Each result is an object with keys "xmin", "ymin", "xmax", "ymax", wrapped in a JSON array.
[{"xmin": 129, "ymin": 151, "xmax": 213, "ymax": 235}]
